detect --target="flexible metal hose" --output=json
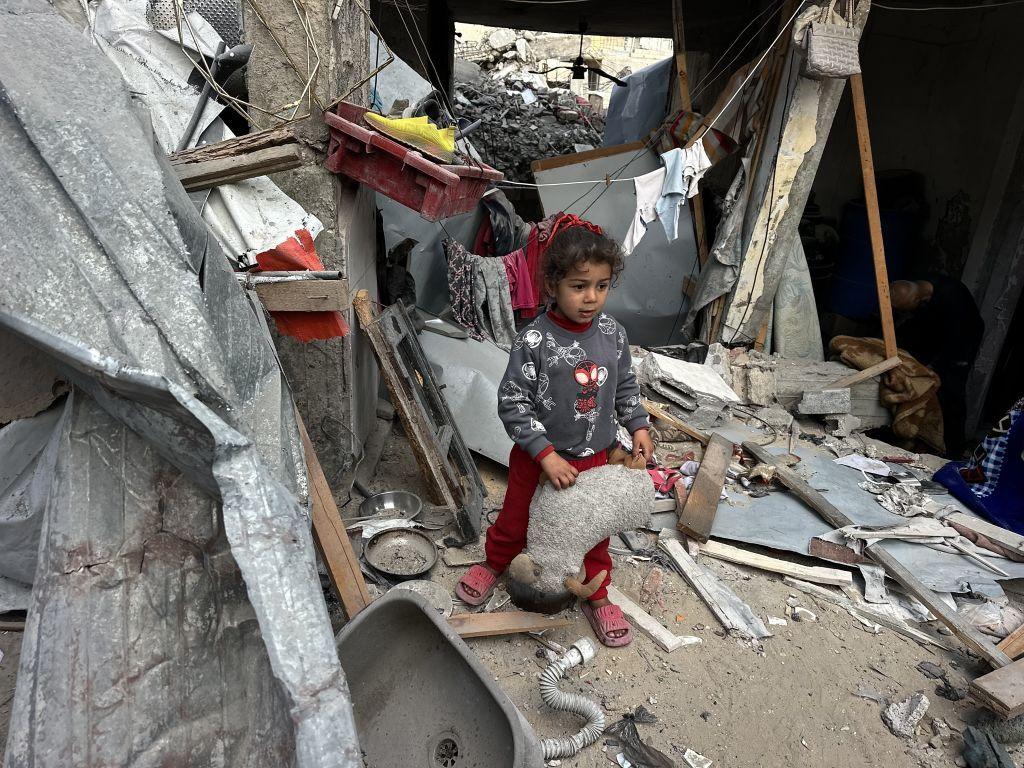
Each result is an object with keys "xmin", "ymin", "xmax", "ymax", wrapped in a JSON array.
[{"xmin": 538, "ymin": 638, "xmax": 605, "ymax": 760}]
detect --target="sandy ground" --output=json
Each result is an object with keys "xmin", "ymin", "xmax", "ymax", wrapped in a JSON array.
[{"xmin": 1, "ymin": 428, "xmax": 1019, "ymax": 767}]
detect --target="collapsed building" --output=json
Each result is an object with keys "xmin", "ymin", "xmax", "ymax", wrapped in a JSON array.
[{"xmin": 2, "ymin": 0, "xmax": 1024, "ymax": 766}]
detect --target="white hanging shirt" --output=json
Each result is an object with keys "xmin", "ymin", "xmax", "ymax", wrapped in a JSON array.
[{"xmin": 621, "ymin": 166, "xmax": 666, "ymax": 256}]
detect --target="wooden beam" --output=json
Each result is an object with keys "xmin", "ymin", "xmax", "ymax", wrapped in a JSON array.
[
  {"xmin": 700, "ymin": 539, "xmax": 854, "ymax": 587},
  {"xmin": 298, "ymin": 414, "xmax": 373, "ymax": 619},
  {"xmin": 677, "ymin": 432, "xmax": 732, "ymax": 542},
  {"xmin": 607, "ymin": 585, "xmax": 698, "ymax": 652},
  {"xmin": 743, "ymin": 441, "xmax": 1012, "ymax": 669},
  {"xmin": 827, "ymin": 356, "xmax": 901, "ymax": 390},
  {"xmin": 352, "ymin": 290, "xmax": 459, "ymax": 511},
  {"xmin": 849, "ymin": 73, "xmax": 898, "ymax": 360},
  {"xmin": 670, "ymin": 0, "xmax": 710, "ymax": 267},
  {"xmin": 253, "ymin": 278, "xmax": 350, "ymax": 312},
  {"xmin": 941, "ymin": 511, "xmax": 1024, "ymax": 559},
  {"xmin": 169, "ymin": 127, "xmax": 305, "ymax": 192},
  {"xmin": 530, "ymin": 140, "xmax": 647, "ymax": 173},
  {"xmin": 997, "ymin": 622, "xmax": 1024, "ymax": 660},
  {"xmin": 447, "ymin": 611, "xmax": 569, "ymax": 639},
  {"xmin": 660, "ymin": 536, "xmax": 771, "ymax": 638},
  {"xmin": 642, "ymin": 398, "xmax": 709, "ymax": 444},
  {"xmin": 971, "ymin": 660, "xmax": 1024, "ymax": 718},
  {"xmin": 0, "ymin": 619, "xmax": 25, "ymax": 632}
]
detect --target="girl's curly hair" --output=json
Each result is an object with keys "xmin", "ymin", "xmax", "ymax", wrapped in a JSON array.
[{"xmin": 541, "ymin": 227, "xmax": 625, "ymax": 295}]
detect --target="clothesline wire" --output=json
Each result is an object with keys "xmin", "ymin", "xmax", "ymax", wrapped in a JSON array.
[
  {"xmin": 874, "ymin": 0, "xmax": 1024, "ymax": 9},
  {"xmin": 495, "ymin": 0, "xmax": 810, "ymax": 192},
  {"xmin": 688, "ymin": 0, "xmax": 786, "ymax": 102}
]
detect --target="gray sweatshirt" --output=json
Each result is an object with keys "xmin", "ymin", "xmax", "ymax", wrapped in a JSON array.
[{"xmin": 498, "ymin": 311, "xmax": 649, "ymax": 459}]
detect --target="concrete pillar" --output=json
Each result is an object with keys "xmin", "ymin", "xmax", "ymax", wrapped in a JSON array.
[{"xmin": 245, "ymin": 0, "xmax": 378, "ymax": 488}]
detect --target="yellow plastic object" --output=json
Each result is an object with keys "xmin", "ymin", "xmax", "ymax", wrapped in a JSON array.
[{"xmin": 363, "ymin": 113, "xmax": 456, "ymax": 159}]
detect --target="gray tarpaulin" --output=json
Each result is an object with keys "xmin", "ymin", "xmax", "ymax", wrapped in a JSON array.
[
  {"xmin": 0, "ymin": 3, "xmax": 358, "ymax": 766},
  {"xmin": 602, "ymin": 57, "xmax": 672, "ymax": 147}
]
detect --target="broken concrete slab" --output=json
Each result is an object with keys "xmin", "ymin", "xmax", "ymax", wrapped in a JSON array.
[
  {"xmin": 735, "ymin": 366, "xmax": 777, "ymax": 407},
  {"xmin": 641, "ymin": 352, "xmax": 741, "ymax": 407},
  {"xmin": 775, "ymin": 358, "xmax": 890, "ymax": 428},
  {"xmin": 882, "ymin": 693, "xmax": 930, "ymax": 739},
  {"xmin": 827, "ymin": 413, "xmax": 862, "ymax": 437},
  {"xmin": 753, "ymin": 405, "xmax": 793, "ymax": 432},
  {"xmin": 798, "ymin": 388, "xmax": 852, "ymax": 415}
]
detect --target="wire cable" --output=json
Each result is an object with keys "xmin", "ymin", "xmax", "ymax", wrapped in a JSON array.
[{"xmin": 874, "ymin": 0, "xmax": 1024, "ymax": 9}]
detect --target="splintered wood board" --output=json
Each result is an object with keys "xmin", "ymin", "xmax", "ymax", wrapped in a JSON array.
[
  {"xmin": 677, "ymin": 433, "xmax": 732, "ymax": 542},
  {"xmin": 607, "ymin": 586, "xmax": 698, "ymax": 653},
  {"xmin": 448, "ymin": 611, "xmax": 569, "ymax": 638},
  {"xmin": 700, "ymin": 539, "xmax": 854, "ymax": 587}
]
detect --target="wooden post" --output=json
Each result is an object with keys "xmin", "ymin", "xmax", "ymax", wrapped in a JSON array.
[
  {"xmin": 849, "ymin": 73, "xmax": 898, "ymax": 360},
  {"xmin": 298, "ymin": 414, "xmax": 373, "ymax": 619},
  {"xmin": 671, "ymin": 0, "xmax": 710, "ymax": 265}
]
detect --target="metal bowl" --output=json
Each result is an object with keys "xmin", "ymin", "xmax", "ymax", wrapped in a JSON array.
[
  {"xmin": 358, "ymin": 490, "xmax": 423, "ymax": 521},
  {"xmin": 364, "ymin": 528, "xmax": 438, "ymax": 580}
]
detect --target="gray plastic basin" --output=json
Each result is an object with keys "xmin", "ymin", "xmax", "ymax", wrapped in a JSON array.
[{"xmin": 335, "ymin": 591, "xmax": 544, "ymax": 768}]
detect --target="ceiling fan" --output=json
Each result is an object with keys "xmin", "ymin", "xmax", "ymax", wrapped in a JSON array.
[{"xmin": 530, "ymin": 22, "xmax": 629, "ymax": 88}]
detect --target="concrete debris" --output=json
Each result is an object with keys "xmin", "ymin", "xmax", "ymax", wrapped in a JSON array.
[
  {"xmin": 704, "ymin": 342, "xmax": 733, "ymax": 388},
  {"xmin": 882, "ymin": 693, "xmax": 930, "ymax": 739},
  {"xmin": 798, "ymin": 388, "xmax": 852, "ymax": 415},
  {"xmin": 826, "ymin": 413, "xmax": 862, "ymax": 437},
  {"xmin": 454, "ymin": 59, "xmax": 603, "ymax": 182},
  {"xmin": 729, "ymin": 351, "xmax": 778, "ymax": 407},
  {"xmin": 752, "ymin": 405, "xmax": 793, "ymax": 432},
  {"xmin": 639, "ymin": 352, "xmax": 739, "ymax": 429}
]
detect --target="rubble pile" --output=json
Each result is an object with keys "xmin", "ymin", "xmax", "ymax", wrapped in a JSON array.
[{"xmin": 452, "ymin": 29, "xmax": 604, "ymax": 181}]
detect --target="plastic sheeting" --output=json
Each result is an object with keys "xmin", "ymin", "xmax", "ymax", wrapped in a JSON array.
[
  {"xmin": 603, "ymin": 57, "xmax": 672, "ymax": 148},
  {"xmin": 0, "ymin": 2, "xmax": 358, "ymax": 766}
]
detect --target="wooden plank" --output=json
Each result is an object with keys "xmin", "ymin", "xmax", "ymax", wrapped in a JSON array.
[
  {"xmin": 448, "ymin": 611, "xmax": 569, "ymax": 639},
  {"xmin": 352, "ymin": 290, "xmax": 457, "ymax": 510},
  {"xmin": 531, "ymin": 140, "xmax": 646, "ymax": 173},
  {"xmin": 642, "ymin": 398, "xmax": 709, "ymax": 444},
  {"xmin": 0, "ymin": 619, "xmax": 25, "ymax": 632},
  {"xmin": 670, "ymin": 0, "xmax": 710, "ymax": 268},
  {"xmin": 173, "ymin": 144, "xmax": 303, "ymax": 192},
  {"xmin": 677, "ymin": 433, "xmax": 732, "ymax": 542},
  {"xmin": 168, "ymin": 125, "xmax": 296, "ymax": 164},
  {"xmin": 997, "ymin": 622, "xmax": 1024, "ymax": 660},
  {"xmin": 659, "ymin": 536, "xmax": 771, "ymax": 638},
  {"xmin": 743, "ymin": 441, "xmax": 1012, "ymax": 669},
  {"xmin": 700, "ymin": 539, "xmax": 854, "ymax": 587},
  {"xmin": 298, "ymin": 414, "xmax": 372, "ymax": 619},
  {"xmin": 809, "ymin": 536, "xmax": 868, "ymax": 565},
  {"xmin": 849, "ymin": 73, "xmax": 898, "ymax": 360},
  {"xmin": 971, "ymin": 659, "xmax": 1024, "ymax": 718},
  {"xmin": 826, "ymin": 356, "xmax": 901, "ymax": 390},
  {"xmin": 607, "ymin": 585, "xmax": 699, "ymax": 653},
  {"xmin": 253, "ymin": 279, "xmax": 349, "ymax": 312}
]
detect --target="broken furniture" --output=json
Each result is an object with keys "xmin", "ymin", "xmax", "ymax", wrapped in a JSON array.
[
  {"xmin": 335, "ymin": 591, "xmax": 545, "ymax": 767},
  {"xmin": 325, "ymin": 101, "xmax": 503, "ymax": 222},
  {"xmin": 353, "ymin": 291, "xmax": 485, "ymax": 543}
]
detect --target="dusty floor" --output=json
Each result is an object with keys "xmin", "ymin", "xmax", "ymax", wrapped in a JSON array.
[
  {"xmin": 1, "ymin": 428, "xmax": 1019, "ymax": 767},
  {"xmin": 366, "ymin": 429, "xmax": 1022, "ymax": 768}
]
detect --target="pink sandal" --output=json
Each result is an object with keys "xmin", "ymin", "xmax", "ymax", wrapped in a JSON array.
[
  {"xmin": 455, "ymin": 564, "xmax": 497, "ymax": 606},
  {"xmin": 581, "ymin": 601, "xmax": 634, "ymax": 647}
]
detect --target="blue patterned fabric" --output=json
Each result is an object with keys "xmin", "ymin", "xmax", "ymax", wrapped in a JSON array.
[{"xmin": 935, "ymin": 397, "xmax": 1024, "ymax": 534}]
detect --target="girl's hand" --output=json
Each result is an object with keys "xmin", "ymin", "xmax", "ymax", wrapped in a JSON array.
[
  {"xmin": 632, "ymin": 429, "xmax": 654, "ymax": 464},
  {"xmin": 539, "ymin": 452, "xmax": 579, "ymax": 490}
]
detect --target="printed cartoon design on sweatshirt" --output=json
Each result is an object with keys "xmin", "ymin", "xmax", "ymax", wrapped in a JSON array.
[{"xmin": 498, "ymin": 312, "xmax": 649, "ymax": 458}]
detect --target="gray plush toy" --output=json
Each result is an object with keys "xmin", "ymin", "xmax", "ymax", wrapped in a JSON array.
[{"xmin": 507, "ymin": 462, "xmax": 653, "ymax": 613}]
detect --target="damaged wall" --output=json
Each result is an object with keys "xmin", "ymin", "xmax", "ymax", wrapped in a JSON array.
[
  {"xmin": 812, "ymin": 5, "xmax": 1024, "ymax": 278},
  {"xmin": 245, "ymin": 0, "xmax": 378, "ymax": 482}
]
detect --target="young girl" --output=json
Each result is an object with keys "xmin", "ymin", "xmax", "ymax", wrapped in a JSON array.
[{"xmin": 456, "ymin": 225, "xmax": 652, "ymax": 647}]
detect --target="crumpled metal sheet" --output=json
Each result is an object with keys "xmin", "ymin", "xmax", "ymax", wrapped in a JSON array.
[{"xmin": 0, "ymin": 2, "xmax": 358, "ymax": 766}]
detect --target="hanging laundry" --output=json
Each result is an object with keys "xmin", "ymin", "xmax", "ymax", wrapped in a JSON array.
[
  {"xmin": 657, "ymin": 144, "xmax": 713, "ymax": 242},
  {"xmin": 622, "ymin": 166, "xmax": 666, "ymax": 256},
  {"xmin": 502, "ymin": 248, "xmax": 535, "ymax": 311},
  {"xmin": 444, "ymin": 239, "xmax": 485, "ymax": 341},
  {"xmin": 481, "ymin": 189, "xmax": 532, "ymax": 256},
  {"xmin": 444, "ymin": 240, "xmax": 517, "ymax": 350}
]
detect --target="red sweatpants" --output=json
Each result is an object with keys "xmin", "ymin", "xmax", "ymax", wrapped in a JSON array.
[{"xmin": 485, "ymin": 444, "xmax": 613, "ymax": 601}]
